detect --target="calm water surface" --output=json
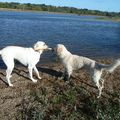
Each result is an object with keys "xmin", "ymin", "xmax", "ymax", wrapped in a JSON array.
[{"xmin": 0, "ymin": 11, "xmax": 119, "ymax": 64}]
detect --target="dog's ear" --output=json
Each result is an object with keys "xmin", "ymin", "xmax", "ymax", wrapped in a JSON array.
[
  {"xmin": 33, "ymin": 44, "xmax": 39, "ymax": 51},
  {"xmin": 57, "ymin": 46, "xmax": 63, "ymax": 54}
]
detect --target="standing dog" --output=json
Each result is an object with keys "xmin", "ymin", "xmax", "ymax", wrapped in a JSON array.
[
  {"xmin": 54, "ymin": 44, "xmax": 120, "ymax": 98},
  {"xmin": 0, "ymin": 41, "xmax": 51, "ymax": 86}
]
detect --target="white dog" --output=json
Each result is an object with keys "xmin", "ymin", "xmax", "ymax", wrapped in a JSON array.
[
  {"xmin": 0, "ymin": 41, "xmax": 51, "ymax": 87},
  {"xmin": 54, "ymin": 44, "xmax": 120, "ymax": 98}
]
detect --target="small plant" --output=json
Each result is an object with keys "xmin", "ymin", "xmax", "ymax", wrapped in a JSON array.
[
  {"xmin": 16, "ymin": 79, "xmax": 120, "ymax": 120},
  {"xmin": 52, "ymin": 94, "xmax": 64, "ymax": 104}
]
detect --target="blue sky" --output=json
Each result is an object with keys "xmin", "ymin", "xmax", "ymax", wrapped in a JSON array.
[{"xmin": 0, "ymin": 0, "xmax": 119, "ymax": 12}]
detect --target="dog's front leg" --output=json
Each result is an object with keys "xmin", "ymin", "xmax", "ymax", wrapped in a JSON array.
[
  {"xmin": 58, "ymin": 68, "xmax": 66, "ymax": 80},
  {"xmin": 34, "ymin": 66, "xmax": 41, "ymax": 80},
  {"xmin": 6, "ymin": 68, "xmax": 13, "ymax": 87},
  {"xmin": 64, "ymin": 67, "xmax": 72, "ymax": 82},
  {"xmin": 28, "ymin": 65, "xmax": 37, "ymax": 83}
]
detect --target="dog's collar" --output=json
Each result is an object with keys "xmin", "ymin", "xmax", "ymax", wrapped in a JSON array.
[
  {"xmin": 34, "ymin": 48, "xmax": 44, "ymax": 52},
  {"xmin": 34, "ymin": 48, "xmax": 52, "ymax": 52}
]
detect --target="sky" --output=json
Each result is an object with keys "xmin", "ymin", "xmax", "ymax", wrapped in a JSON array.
[{"xmin": 0, "ymin": 0, "xmax": 119, "ymax": 12}]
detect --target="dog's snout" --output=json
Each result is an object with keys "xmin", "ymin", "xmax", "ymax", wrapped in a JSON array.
[
  {"xmin": 51, "ymin": 48, "xmax": 55, "ymax": 52},
  {"xmin": 44, "ymin": 47, "xmax": 53, "ymax": 51},
  {"xmin": 47, "ymin": 48, "xmax": 52, "ymax": 50},
  {"xmin": 52, "ymin": 48, "xmax": 57, "ymax": 52}
]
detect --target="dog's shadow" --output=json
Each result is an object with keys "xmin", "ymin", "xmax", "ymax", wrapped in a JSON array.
[
  {"xmin": 14, "ymin": 66, "xmax": 62, "ymax": 79},
  {"xmin": 0, "ymin": 71, "xmax": 9, "ymax": 86},
  {"xmin": 0, "ymin": 65, "xmax": 63, "ymax": 86},
  {"xmin": 0, "ymin": 64, "xmax": 112, "ymax": 99},
  {"xmin": 0, "ymin": 61, "xmax": 9, "ymax": 86},
  {"xmin": 37, "ymin": 67, "xmax": 62, "ymax": 78},
  {"xmin": 0, "ymin": 63, "xmax": 96, "ymax": 90}
]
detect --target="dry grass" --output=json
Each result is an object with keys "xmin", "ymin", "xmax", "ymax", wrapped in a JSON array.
[{"xmin": 0, "ymin": 59, "xmax": 120, "ymax": 120}]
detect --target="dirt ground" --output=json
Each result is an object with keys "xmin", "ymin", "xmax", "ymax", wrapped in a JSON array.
[{"xmin": 0, "ymin": 59, "xmax": 120, "ymax": 119}]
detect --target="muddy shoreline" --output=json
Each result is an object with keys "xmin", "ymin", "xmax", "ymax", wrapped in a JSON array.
[{"xmin": 0, "ymin": 59, "xmax": 120, "ymax": 119}]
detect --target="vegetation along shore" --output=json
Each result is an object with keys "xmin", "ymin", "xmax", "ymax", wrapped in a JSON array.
[{"xmin": 0, "ymin": 2, "xmax": 120, "ymax": 21}]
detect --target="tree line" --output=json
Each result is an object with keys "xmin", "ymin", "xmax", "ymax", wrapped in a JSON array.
[{"xmin": 0, "ymin": 2, "xmax": 120, "ymax": 17}]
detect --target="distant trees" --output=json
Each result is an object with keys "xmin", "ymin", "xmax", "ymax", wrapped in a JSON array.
[{"xmin": 0, "ymin": 2, "xmax": 119, "ymax": 17}]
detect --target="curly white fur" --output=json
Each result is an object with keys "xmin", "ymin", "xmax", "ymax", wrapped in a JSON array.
[{"xmin": 55, "ymin": 44, "xmax": 120, "ymax": 98}]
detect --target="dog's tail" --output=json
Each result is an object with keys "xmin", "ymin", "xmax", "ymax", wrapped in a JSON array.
[
  {"xmin": 97, "ymin": 59, "xmax": 120, "ymax": 73},
  {"xmin": 105, "ymin": 59, "xmax": 120, "ymax": 73}
]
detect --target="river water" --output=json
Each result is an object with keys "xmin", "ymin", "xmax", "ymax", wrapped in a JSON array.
[{"xmin": 0, "ymin": 10, "xmax": 119, "ymax": 64}]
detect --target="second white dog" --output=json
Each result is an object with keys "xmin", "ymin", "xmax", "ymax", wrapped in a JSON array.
[
  {"xmin": 0, "ymin": 41, "xmax": 51, "ymax": 86},
  {"xmin": 54, "ymin": 44, "xmax": 120, "ymax": 98}
]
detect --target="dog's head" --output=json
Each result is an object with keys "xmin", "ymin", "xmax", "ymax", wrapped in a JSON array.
[
  {"xmin": 33, "ymin": 41, "xmax": 52, "ymax": 52},
  {"xmin": 54, "ymin": 44, "xmax": 67, "ymax": 57}
]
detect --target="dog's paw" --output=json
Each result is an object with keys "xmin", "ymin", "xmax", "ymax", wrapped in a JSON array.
[
  {"xmin": 38, "ymin": 76, "xmax": 42, "ymax": 80},
  {"xmin": 9, "ymin": 83, "xmax": 13, "ymax": 87},
  {"xmin": 10, "ymin": 75, "xmax": 12, "ymax": 78},
  {"xmin": 97, "ymin": 95, "xmax": 100, "ymax": 99},
  {"xmin": 97, "ymin": 93, "xmax": 102, "ymax": 98},
  {"xmin": 32, "ymin": 79, "xmax": 37, "ymax": 83},
  {"xmin": 58, "ymin": 76, "xmax": 64, "ymax": 80}
]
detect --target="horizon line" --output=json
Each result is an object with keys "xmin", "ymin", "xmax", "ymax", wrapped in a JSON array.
[{"xmin": 0, "ymin": 1, "xmax": 119, "ymax": 13}]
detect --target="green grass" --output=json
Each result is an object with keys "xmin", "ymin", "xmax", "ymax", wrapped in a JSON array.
[
  {"xmin": 96, "ymin": 16, "xmax": 120, "ymax": 22},
  {"xmin": 16, "ymin": 83, "xmax": 120, "ymax": 120}
]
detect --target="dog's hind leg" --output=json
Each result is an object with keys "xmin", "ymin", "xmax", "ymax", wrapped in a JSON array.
[
  {"xmin": 100, "ymin": 78, "xmax": 104, "ymax": 90},
  {"xmin": 96, "ymin": 80, "xmax": 102, "ymax": 98},
  {"xmin": 28, "ymin": 65, "xmax": 37, "ymax": 83},
  {"xmin": 33, "ymin": 66, "xmax": 41, "ymax": 80},
  {"xmin": 91, "ymin": 69, "xmax": 103, "ymax": 98},
  {"xmin": 5, "ymin": 59, "xmax": 14, "ymax": 86}
]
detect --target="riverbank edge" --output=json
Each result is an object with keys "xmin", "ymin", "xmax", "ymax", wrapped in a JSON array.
[{"xmin": 0, "ymin": 8, "xmax": 120, "ymax": 22}]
